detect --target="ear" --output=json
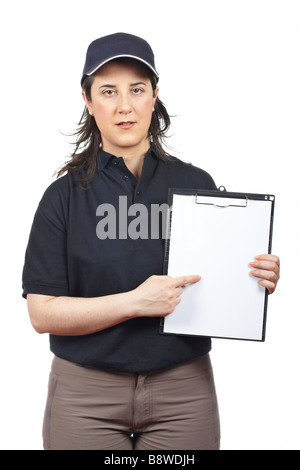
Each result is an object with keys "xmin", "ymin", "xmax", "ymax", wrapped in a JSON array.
[
  {"xmin": 82, "ymin": 91, "xmax": 93, "ymax": 115},
  {"xmin": 153, "ymin": 86, "xmax": 159, "ymax": 106}
]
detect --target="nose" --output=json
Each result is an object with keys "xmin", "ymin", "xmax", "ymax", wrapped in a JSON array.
[{"xmin": 118, "ymin": 93, "xmax": 132, "ymax": 115}]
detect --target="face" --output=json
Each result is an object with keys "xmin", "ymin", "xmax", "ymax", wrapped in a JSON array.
[{"xmin": 83, "ymin": 60, "xmax": 159, "ymax": 157}]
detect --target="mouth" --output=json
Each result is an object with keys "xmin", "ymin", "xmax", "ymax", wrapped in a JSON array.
[{"xmin": 116, "ymin": 121, "xmax": 136, "ymax": 129}]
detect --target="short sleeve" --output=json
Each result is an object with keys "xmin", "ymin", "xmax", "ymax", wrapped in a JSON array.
[
  {"xmin": 22, "ymin": 177, "xmax": 69, "ymax": 299},
  {"xmin": 201, "ymin": 169, "xmax": 217, "ymax": 190}
]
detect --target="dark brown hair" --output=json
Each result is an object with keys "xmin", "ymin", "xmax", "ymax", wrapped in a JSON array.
[{"xmin": 56, "ymin": 58, "xmax": 172, "ymax": 185}]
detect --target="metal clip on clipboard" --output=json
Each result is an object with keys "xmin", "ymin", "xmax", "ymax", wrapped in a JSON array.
[{"xmin": 194, "ymin": 193, "xmax": 248, "ymax": 208}]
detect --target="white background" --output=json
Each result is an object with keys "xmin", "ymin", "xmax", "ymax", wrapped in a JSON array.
[{"xmin": 0, "ymin": 0, "xmax": 299, "ymax": 450}]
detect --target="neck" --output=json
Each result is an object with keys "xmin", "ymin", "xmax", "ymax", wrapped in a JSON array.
[
  {"xmin": 104, "ymin": 140, "xmax": 151, "ymax": 180},
  {"xmin": 124, "ymin": 154, "xmax": 146, "ymax": 180}
]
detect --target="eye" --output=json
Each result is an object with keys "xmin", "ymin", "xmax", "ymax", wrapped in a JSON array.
[
  {"xmin": 132, "ymin": 87, "xmax": 144, "ymax": 95},
  {"xmin": 103, "ymin": 89, "xmax": 115, "ymax": 96}
]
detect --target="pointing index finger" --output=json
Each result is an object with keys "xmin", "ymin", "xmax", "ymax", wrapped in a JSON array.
[{"xmin": 173, "ymin": 275, "xmax": 201, "ymax": 287}]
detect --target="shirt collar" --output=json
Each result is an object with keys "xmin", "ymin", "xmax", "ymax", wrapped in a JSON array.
[
  {"xmin": 97, "ymin": 148, "xmax": 114, "ymax": 171},
  {"xmin": 150, "ymin": 143, "xmax": 168, "ymax": 163},
  {"xmin": 97, "ymin": 143, "xmax": 167, "ymax": 172}
]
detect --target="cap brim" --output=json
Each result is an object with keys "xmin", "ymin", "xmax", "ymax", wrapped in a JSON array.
[{"xmin": 85, "ymin": 54, "xmax": 159, "ymax": 80}]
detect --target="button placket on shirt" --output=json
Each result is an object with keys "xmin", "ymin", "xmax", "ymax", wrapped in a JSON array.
[
  {"xmin": 109, "ymin": 152, "xmax": 156, "ymax": 205},
  {"xmin": 112, "ymin": 157, "xmax": 133, "ymax": 188},
  {"xmin": 112, "ymin": 157, "xmax": 143, "ymax": 204}
]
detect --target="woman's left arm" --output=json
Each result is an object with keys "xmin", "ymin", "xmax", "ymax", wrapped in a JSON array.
[{"xmin": 249, "ymin": 254, "xmax": 280, "ymax": 294}]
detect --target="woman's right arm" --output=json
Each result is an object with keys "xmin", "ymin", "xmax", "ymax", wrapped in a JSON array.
[{"xmin": 27, "ymin": 274, "xmax": 201, "ymax": 336}]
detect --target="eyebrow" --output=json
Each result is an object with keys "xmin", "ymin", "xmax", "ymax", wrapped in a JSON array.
[{"xmin": 98, "ymin": 81, "xmax": 148, "ymax": 89}]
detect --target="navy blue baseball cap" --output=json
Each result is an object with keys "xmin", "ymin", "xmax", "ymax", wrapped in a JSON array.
[{"xmin": 81, "ymin": 32, "xmax": 159, "ymax": 86}]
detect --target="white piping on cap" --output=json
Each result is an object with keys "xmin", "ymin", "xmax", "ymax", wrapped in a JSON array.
[{"xmin": 86, "ymin": 54, "xmax": 159, "ymax": 78}]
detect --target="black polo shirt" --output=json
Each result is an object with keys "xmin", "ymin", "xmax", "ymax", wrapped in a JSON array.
[{"xmin": 22, "ymin": 144, "xmax": 217, "ymax": 373}]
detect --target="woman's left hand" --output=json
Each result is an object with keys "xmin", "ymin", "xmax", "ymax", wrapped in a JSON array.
[{"xmin": 249, "ymin": 254, "xmax": 280, "ymax": 294}]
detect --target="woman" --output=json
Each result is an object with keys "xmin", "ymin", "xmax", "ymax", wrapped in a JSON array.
[{"xmin": 22, "ymin": 32, "xmax": 280, "ymax": 450}]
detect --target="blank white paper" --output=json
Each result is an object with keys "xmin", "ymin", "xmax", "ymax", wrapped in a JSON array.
[{"xmin": 163, "ymin": 194, "xmax": 273, "ymax": 341}]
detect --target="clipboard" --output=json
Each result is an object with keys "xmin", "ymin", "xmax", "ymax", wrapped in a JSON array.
[{"xmin": 160, "ymin": 188, "xmax": 275, "ymax": 341}]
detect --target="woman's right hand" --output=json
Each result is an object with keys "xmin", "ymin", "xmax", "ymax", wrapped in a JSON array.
[
  {"xmin": 26, "ymin": 274, "xmax": 201, "ymax": 336},
  {"xmin": 131, "ymin": 274, "xmax": 201, "ymax": 318}
]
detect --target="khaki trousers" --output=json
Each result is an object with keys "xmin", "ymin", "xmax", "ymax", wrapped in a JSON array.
[{"xmin": 43, "ymin": 354, "xmax": 220, "ymax": 450}]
